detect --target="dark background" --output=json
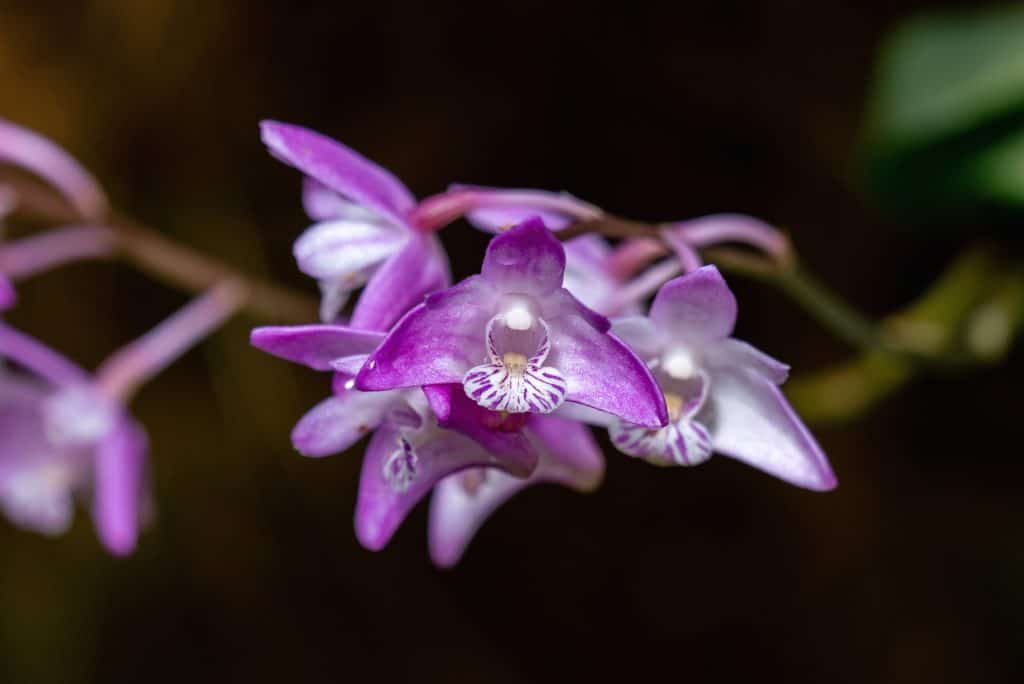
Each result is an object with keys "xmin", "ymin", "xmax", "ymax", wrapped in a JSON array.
[{"xmin": 1, "ymin": 1, "xmax": 1022, "ymax": 682}]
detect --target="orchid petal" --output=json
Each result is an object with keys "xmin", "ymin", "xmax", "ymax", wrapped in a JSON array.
[
  {"xmin": 355, "ymin": 422, "xmax": 526, "ymax": 551},
  {"xmin": 649, "ymin": 266, "xmax": 737, "ymax": 344},
  {"xmin": 706, "ymin": 338, "xmax": 790, "ymax": 384},
  {"xmin": 0, "ymin": 276, "xmax": 15, "ymax": 311},
  {"xmin": 350, "ymin": 234, "xmax": 451, "ymax": 332},
  {"xmin": 93, "ymin": 418, "xmax": 147, "ymax": 555},
  {"xmin": 302, "ymin": 177, "xmax": 352, "ymax": 220},
  {"xmin": 480, "ymin": 218, "xmax": 566, "ymax": 296},
  {"xmin": 293, "ymin": 218, "xmax": 407, "ymax": 280},
  {"xmin": 0, "ymin": 323, "xmax": 90, "ymax": 386},
  {"xmin": 291, "ymin": 390, "xmax": 397, "ymax": 457},
  {"xmin": 548, "ymin": 316, "xmax": 668, "ymax": 428},
  {"xmin": 251, "ymin": 325, "xmax": 385, "ymax": 371},
  {"xmin": 447, "ymin": 184, "xmax": 600, "ymax": 234},
  {"xmin": 260, "ymin": 121, "xmax": 416, "ymax": 227},
  {"xmin": 708, "ymin": 367, "xmax": 836, "ymax": 491},
  {"xmin": 355, "ymin": 276, "xmax": 495, "ymax": 391},
  {"xmin": 427, "ymin": 415, "xmax": 602, "ymax": 567},
  {"xmin": 421, "ymin": 383, "xmax": 538, "ymax": 476},
  {"xmin": 0, "ymin": 118, "xmax": 108, "ymax": 220},
  {"xmin": 610, "ymin": 315, "xmax": 666, "ymax": 359}
]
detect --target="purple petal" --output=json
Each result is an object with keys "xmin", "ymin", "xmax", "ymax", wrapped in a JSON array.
[
  {"xmin": 480, "ymin": 218, "xmax": 566, "ymax": 296},
  {"xmin": 350, "ymin": 234, "xmax": 451, "ymax": 332},
  {"xmin": 0, "ymin": 118, "xmax": 108, "ymax": 220},
  {"xmin": 355, "ymin": 422, "xmax": 527, "ymax": 551},
  {"xmin": 355, "ymin": 276, "xmax": 496, "ymax": 391},
  {"xmin": 260, "ymin": 121, "xmax": 415, "ymax": 227},
  {"xmin": 302, "ymin": 177, "xmax": 351, "ymax": 220},
  {"xmin": 427, "ymin": 414, "xmax": 603, "ymax": 567},
  {"xmin": 93, "ymin": 418, "xmax": 148, "ymax": 556},
  {"xmin": 293, "ymin": 217, "xmax": 407, "ymax": 279},
  {"xmin": 549, "ymin": 316, "xmax": 668, "ymax": 428},
  {"xmin": 0, "ymin": 323, "xmax": 90, "ymax": 387},
  {"xmin": 708, "ymin": 366, "xmax": 836, "ymax": 491},
  {"xmin": 649, "ymin": 266, "xmax": 737, "ymax": 344},
  {"xmin": 707, "ymin": 338, "xmax": 790, "ymax": 384},
  {"xmin": 609, "ymin": 315, "xmax": 665, "ymax": 359},
  {"xmin": 422, "ymin": 383, "xmax": 538, "ymax": 476},
  {"xmin": 291, "ymin": 389, "xmax": 397, "ymax": 457},
  {"xmin": 0, "ymin": 276, "xmax": 15, "ymax": 311},
  {"xmin": 251, "ymin": 325, "xmax": 385, "ymax": 371}
]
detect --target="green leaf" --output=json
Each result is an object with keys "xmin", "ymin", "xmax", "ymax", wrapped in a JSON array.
[{"xmin": 862, "ymin": 5, "xmax": 1024, "ymax": 223}]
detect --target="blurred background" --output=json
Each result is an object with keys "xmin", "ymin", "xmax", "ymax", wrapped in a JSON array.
[{"xmin": 2, "ymin": 0, "xmax": 1023, "ymax": 682}]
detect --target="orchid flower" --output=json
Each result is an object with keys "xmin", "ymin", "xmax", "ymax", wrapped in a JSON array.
[
  {"xmin": 355, "ymin": 218, "xmax": 668, "ymax": 427},
  {"xmin": 605, "ymin": 265, "xmax": 835, "ymax": 490},
  {"xmin": 251, "ymin": 292, "xmax": 543, "ymax": 551},
  {"xmin": 0, "ymin": 324, "xmax": 147, "ymax": 553},
  {"xmin": 0, "ymin": 282, "xmax": 243, "ymax": 553},
  {"xmin": 260, "ymin": 122, "xmax": 603, "ymax": 324}
]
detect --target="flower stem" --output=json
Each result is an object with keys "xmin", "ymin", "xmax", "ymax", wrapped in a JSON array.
[
  {"xmin": 95, "ymin": 280, "xmax": 247, "ymax": 402},
  {"xmin": 0, "ymin": 225, "xmax": 116, "ymax": 279},
  {"xmin": 4, "ymin": 174, "xmax": 318, "ymax": 323}
]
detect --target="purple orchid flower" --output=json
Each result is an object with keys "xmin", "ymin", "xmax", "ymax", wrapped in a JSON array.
[
  {"xmin": 0, "ymin": 281, "xmax": 243, "ymax": 553},
  {"xmin": 355, "ymin": 218, "xmax": 668, "ymax": 427},
  {"xmin": 603, "ymin": 265, "xmax": 835, "ymax": 490},
  {"xmin": 250, "ymin": 329, "xmax": 543, "ymax": 551},
  {"xmin": 251, "ymin": 255, "xmax": 551, "ymax": 552},
  {"xmin": 0, "ymin": 324, "xmax": 147, "ymax": 554},
  {"xmin": 260, "ymin": 122, "xmax": 606, "ymax": 325}
]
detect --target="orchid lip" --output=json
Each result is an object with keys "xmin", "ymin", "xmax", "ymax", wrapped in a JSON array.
[{"xmin": 462, "ymin": 315, "xmax": 567, "ymax": 414}]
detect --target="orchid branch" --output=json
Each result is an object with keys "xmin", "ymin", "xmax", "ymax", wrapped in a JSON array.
[{"xmin": 3, "ymin": 173, "xmax": 318, "ymax": 323}]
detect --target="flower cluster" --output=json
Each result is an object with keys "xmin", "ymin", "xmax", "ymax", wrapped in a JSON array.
[
  {"xmin": 252, "ymin": 122, "xmax": 836, "ymax": 567},
  {"xmin": 0, "ymin": 119, "xmax": 243, "ymax": 554}
]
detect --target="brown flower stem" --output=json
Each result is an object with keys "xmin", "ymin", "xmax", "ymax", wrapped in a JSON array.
[{"xmin": 4, "ymin": 173, "xmax": 317, "ymax": 323}]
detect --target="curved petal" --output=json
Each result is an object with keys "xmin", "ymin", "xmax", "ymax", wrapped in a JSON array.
[
  {"xmin": 260, "ymin": 121, "xmax": 416, "ymax": 227},
  {"xmin": 251, "ymin": 325, "xmax": 385, "ymax": 371},
  {"xmin": 302, "ymin": 177, "xmax": 351, "ymax": 220},
  {"xmin": 0, "ymin": 275, "xmax": 15, "ymax": 311},
  {"xmin": 93, "ymin": 418, "xmax": 148, "ymax": 556},
  {"xmin": 0, "ymin": 118, "xmax": 108, "ymax": 220},
  {"xmin": 293, "ymin": 218, "xmax": 407, "ymax": 280},
  {"xmin": 418, "ymin": 184, "xmax": 600, "ymax": 234},
  {"xmin": 350, "ymin": 234, "xmax": 451, "ymax": 332},
  {"xmin": 427, "ymin": 415, "xmax": 603, "ymax": 567},
  {"xmin": 481, "ymin": 218, "xmax": 566, "ymax": 296},
  {"xmin": 610, "ymin": 315, "xmax": 666, "ymax": 359},
  {"xmin": 707, "ymin": 367, "xmax": 836, "ymax": 491},
  {"xmin": 355, "ymin": 422, "xmax": 528, "ymax": 551},
  {"xmin": 355, "ymin": 276, "xmax": 495, "ymax": 391},
  {"xmin": 421, "ymin": 383, "xmax": 538, "ymax": 475},
  {"xmin": 291, "ymin": 390, "xmax": 397, "ymax": 457},
  {"xmin": 706, "ymin": 337, "xmax": 790, "ymax": 384},
  {"xmin": 649, "ymin": 266, "xmax": 736, "ymax": 344},
  {"xmin": 0, "ymin": 323, "xmax": 90, "ymax": 386},
  {"xmin": 548, "ymin": 316, "xmax": 668, "ymax": 428}
]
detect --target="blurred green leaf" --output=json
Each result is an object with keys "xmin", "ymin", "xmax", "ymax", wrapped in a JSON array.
[{"xmin": 863, "ymin": 4, "xmax": 1024, "ymax": 223}]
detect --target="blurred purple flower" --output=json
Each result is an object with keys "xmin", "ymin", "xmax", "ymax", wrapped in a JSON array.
[
  {"xmin": 0, "ymin": 324, "xmax": 147, "ymax": 554},
  {"xmin": 606, "ymin": 266, "xmax": 836, "ymax": 490},
  {"xmin": 0, "ymin": 282, "xmax": 243, "ymax": 553},
  {"xmin": 356, "ymin": 218, "xmax": 668, "ymax": 427}
]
